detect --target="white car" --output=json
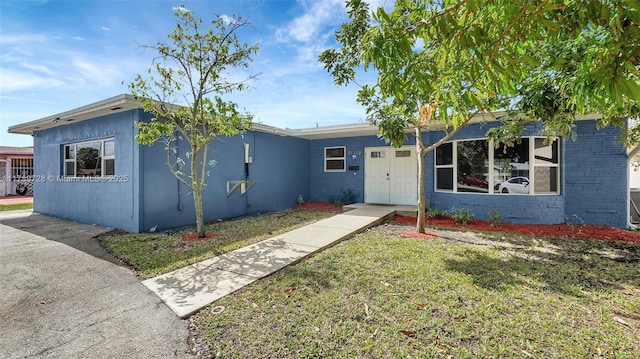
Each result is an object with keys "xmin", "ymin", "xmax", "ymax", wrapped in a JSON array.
[{"xmin": 498, "ymin": 177, "xmax": 530, "ymax": 194}]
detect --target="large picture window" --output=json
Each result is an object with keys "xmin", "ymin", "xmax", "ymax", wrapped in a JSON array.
[
  {"xmin": 457, "ymin": 140, "xmax": 489, "ymax": 193},
  {"xmin": 64, "ymin": 138, "xmax": 115, "ymax": 177},
  {"xmin": 324, "ymin": 146, "xmax": 346, "ymax": 172},
  {"xmin": 494, "ymin": 139, "xmax": 529, "ymax": 194},
  {"xmin": 434, "ymin": 137, "xmax": 560, "ymax": 195}
]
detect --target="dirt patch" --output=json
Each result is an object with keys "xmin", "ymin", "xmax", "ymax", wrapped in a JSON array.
[
  {"xmin": 393, "ymin": 215, "xmax": 640, "ymax": 243},
  {"xmin": 293, "ymin": 202, "xmax": 343, "ymax": 212},
  {"xmin": 400, "ymin": 230, "xmax": 438, "ymax": 239}
]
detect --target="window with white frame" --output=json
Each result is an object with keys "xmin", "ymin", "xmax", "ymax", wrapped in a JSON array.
[
  {"xmin": 324, "ymin": 146, "xmax": 346, "ymax": 172},
  {"xmin": 457, "ymin": 140, "xmax": 489, "ymax": 193},
  {"xmin": 435, "ymin": 142, "xmax": 454, "ymax": 190},
  {"xmin": 434, "ymin": 137, "xmax": 560, "ymax": 195},
  {"xmin": 533, "ymin": 138, "xmax": 559, "ymax": 194},
  {"xmin": 64, "ymin": 138, "xmax": 115, "ymax": 177}
]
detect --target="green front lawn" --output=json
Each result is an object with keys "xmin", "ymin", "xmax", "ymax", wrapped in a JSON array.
[
  {"xmin": 192, "ymin": 225, "xmax": 640, "ymax": 358},
  {"xmin": 99, "ymin": 209, "xmax": 336, "ymax": 279}
]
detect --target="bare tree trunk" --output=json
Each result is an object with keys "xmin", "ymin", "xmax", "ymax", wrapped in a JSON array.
[
  {"xmin": 416, "ymin": 128, "xmax": 426, "ymax": 234},
  {"xmin": 192, "ymin": 145, "xmax": 206, "ymax": 238},
  {"xmin": 193, "ymin": 185, "xmax": 205, "ymax": 238}
]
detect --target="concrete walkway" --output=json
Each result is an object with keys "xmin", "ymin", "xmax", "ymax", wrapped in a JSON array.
[{"xmin": 143, "ymin": 205, "xmax": 409, "ymax": 318}]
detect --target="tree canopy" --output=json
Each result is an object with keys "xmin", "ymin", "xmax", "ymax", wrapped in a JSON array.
[
  {"xmin": 322, "ymin": 0, "xmax": 639, "ymax": 141},
  {"xmin": 320, "ymin": 0, "xmax": 639, "ymax": 232}
]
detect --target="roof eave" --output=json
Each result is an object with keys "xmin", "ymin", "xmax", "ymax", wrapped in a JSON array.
[{"xmin": 8, "ymin": 94, "xmax": 141, "ymax": 135}]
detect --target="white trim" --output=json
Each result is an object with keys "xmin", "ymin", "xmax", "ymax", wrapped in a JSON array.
[
  {"xmin": 324, "ymin": 146, "xmax": 346, "ymax": 172},
  {"xmin": 434, "ymin": 136, "xmax": 561, "ymax": 196},
  {"xmin": 64, "ymin": 137, "xmax": 115, "ymax": 178},
  {"xmin": 9, "ymin": 94, "xmax": 141, "ymax": 135},
  {"xmin": 364, "ymin": 146, "xmax": 417, "ymax": 205},
  {"xmin": 434, "ymin": 142, "xmax": 455, "ymax": 192}
]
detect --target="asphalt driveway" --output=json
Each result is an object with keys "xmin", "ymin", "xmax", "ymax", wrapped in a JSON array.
[{"xmin": 0, "ymin": 210, "xmax": 189, "ymax": 358}]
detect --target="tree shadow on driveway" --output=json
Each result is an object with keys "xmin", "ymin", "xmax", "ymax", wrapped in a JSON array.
[{"xmin": 0, "ymin": 211, "xmax": 124, "ymax": 266}]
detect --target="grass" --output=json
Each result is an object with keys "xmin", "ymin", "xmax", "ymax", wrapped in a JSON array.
[
  {"xmin": 99, "ymin": 209, "xmax": 335, "ymax": 279},
  {"xmin": 0, "ymin": 203, "xmax": 33, "ymax": 211},
  {"xmin": 192, "ymin": 224, "xmax": 640, "ymax": 358}
]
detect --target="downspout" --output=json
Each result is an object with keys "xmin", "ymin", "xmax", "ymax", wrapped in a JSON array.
[
  {"xmin": 626, "ymin": 144, "xmax": 640, "ymax": 230},
  {"xmin": 136, "ymin": 111, "xmax": 146, "ymax": 233},
  {"xmin": 243, "ymin": 132, "xmax": 253, "ymax": 210},
  {"xmin": 131, "ymin": 113, "xmax": 136, "ymax": 223}
]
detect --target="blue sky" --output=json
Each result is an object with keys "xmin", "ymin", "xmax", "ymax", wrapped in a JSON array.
[{"xmin": 0, "ymin": 0, "xmax": 384, "ymax": 147}]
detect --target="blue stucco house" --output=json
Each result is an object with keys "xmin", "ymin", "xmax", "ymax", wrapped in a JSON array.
[{"xmin": 8, "ymin": 94, "xmax": 633, "ymax": 232}]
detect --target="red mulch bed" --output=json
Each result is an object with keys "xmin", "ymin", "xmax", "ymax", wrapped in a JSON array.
[
  {"xmin": 293, "ymin": 202, "xmax": 344, "ymax": 212},
  {"xmin": 393, "ymin": 215, "xmax": 640, "ymax": 243},
  {"xmin": 183, "ymin": 232, "xmax": 218, "ymax": 241}
]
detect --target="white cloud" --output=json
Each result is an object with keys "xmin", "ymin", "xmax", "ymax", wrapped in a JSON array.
[
  {"xmin": 219, "ymin": 14, "xmax": 235, "ymax": 25},
  {"xmin": 101, "ymin": 26, "xmax": 110, "ymax": 31},
  {"xmin": 71, "ymin": 58, "xmax": 123, "ymax": 86},
  {"xmin": 269, "ymin": 0, "xmax": 349, "ymax": 80},
  {"xmin": 20, "ymin": 62, "xmax": 58, "ymax": 76},
  {"xmin": 275, "ymin": 0, "xmax": 344, "ymax": 43},
  {"xmin": 0, "ymin": 68, "xmax": 65, "ymax": 92},
  {"xmin": 73, "ymin": 36, "xmax": 86, "ymax": 41},
  {"xmin": 364, "ymin": 0, "xmax": 390, "ymax": 11},
  {"xmin": 172, "ymin": 5, "xmax": 190, "ymax": 13},
  {"xmin": 0, "ymin": 33, "xmax": 47, "ymax": 46},
  {"xmin": 0, "ymin": 48, "xmax": 32, "ymax": 62}
]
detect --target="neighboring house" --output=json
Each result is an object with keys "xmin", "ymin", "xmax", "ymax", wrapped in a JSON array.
[
  {"xmin": 0, "ymin": 146, "xmax": 34, "ymax": 197},
  {"xmin": 8, "ymin": 94, "xmax": 633, "ymax": 231}
]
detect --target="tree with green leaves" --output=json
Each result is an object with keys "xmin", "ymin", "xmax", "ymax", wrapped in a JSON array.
[
  {"xmin": 320, "ymin": 0, "xmax": 639, "ymax": 233},
  {"xmin": 130, "ymin": 6, "xmax": 257, "ymax": 237}
]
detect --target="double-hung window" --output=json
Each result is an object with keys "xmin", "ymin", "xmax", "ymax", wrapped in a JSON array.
[
  {"xmin": 324, "ymin": 146, "xmax": 346, "ymax": 172},
  {"xmin": 435, "ymin": 142, "xmax": 454, "ymax": 190},
  {"xmin": 64, "ymin": 138, "xmax": 115, "ymax": 177}
]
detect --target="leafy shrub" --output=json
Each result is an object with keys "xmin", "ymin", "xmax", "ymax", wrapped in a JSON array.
[
  {"xmin": 426, "ymin": 207, "xmax": 445, "ymax": 219},
  {"xmin": 297, "ymin": 195, "xmax": 305, "ymax": 204},
  {"xmin": 449, "ymin": 208, "xmax": 475, "ymax": 225},
  {"xmin": 331, "ymin": 189, "xmax": 358, "ymax": 206},
  {"xmin": 488, "ymin": 209, "xmax": 502, "ymax": 227}
]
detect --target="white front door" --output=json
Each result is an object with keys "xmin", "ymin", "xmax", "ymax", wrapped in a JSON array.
[
  {"xmin": 364, "ymin": 148, "xmax": 390, "ymax": 204},
  {"xmin": 364, "ymin": 146, "xmax": 417, "ymax": 205}
]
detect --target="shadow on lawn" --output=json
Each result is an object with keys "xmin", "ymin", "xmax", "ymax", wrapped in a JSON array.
[{"xmin": 442, "ymin": 232, "xmax": 640, "ymax": 297}]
